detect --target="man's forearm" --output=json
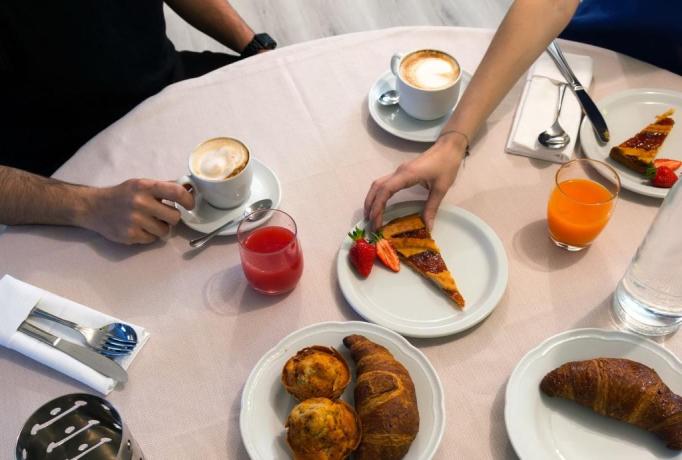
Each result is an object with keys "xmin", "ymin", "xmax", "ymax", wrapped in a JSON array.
[
  {"xmin": 444, "ymin": 0, "xmax": 580, "ymax": 140},
  {"xmin": 165, "ymin": 0, "xmax": 255, "ymax": 53},
  {"xmin": 0, "ymin": 166, "xmax": 93, "ymax": 227}
]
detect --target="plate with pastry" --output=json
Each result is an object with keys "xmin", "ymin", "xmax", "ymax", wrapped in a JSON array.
[
  {"xmin": 505, "ymin": 328, "xmax": 682, "ymax": 460},
  {"xmin": 580, "ymin": 88, "xmax": 682, "ymax": 199},
  {"xmin": 240, "ymin": 320, "xmax": 445, "ymax": 460},
  {"xmin": 337, "ymin": 201, "xmax": 508, "ymax": 338}
]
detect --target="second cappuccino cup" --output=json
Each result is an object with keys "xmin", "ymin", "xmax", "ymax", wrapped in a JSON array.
[
  {"xmin": 390, "ymin": 49, "xmax": 462, "ymax": 121},
  {"xmin": 178, "ymin": 137, "xmax": 253, "ymax": 209}
]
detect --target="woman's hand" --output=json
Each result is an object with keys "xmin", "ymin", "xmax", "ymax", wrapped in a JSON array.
[{"xmin": 364, "ymin": 132, "xmax": 467, "ymax": 230}]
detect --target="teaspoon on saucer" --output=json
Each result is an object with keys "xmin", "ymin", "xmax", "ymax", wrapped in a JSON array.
[
  {"xmin": 378, "ymin": 89, "xmax": 400, "ymax": 106},
  {"xmin": 189, "ymin": 198, "xmax": 273, "ymax": 249}
]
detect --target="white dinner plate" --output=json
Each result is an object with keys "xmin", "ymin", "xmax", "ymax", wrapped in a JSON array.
[
  {"xmin": 368, "ymin": 70, "xmax": 471, "ymax": 143},
  {"xmin": 580, "ymin": 88, "xmax": 682, "ymax": 199},
  {"xmin": 239, "ymin": 321, "xmax": 445, "ymax": 459},
  {"xmin": 337, "ymin": 201, "xmax": 508, "ymax": 338},
  {"xmin": 505, "ymin": 328, "xmax": 682, "ymax": 460},
  {"xmin": 176, "ymin": 158, "xmax": 281, "ymax": 235}
]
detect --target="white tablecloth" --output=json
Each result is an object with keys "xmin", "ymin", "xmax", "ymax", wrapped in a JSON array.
[{"xmin": 1, "ymin": 27, "xmax": 681, "ymax": 459}]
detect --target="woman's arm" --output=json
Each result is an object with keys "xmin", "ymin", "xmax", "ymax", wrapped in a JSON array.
[{"xmin": 364, "ymin": 0, "xmax": 580, "ymax": 230}]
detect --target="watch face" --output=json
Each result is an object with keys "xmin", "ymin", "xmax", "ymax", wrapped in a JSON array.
[{"xmin": 255, "ymin": 33, "xmax": 277, "ymax": 50}]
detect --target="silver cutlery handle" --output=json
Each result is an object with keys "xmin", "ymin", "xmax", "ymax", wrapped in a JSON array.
[
  {"xmin": 553, "ymin": 83, "xmax": 567, "ymax": 122},
  {"xmin": 189, "ymin": 217, "xmax": 238, "ymax": 248},
  {"xmin": 31, "ymin": 307, "xmax": 79, "ymax": 330},
  {"xmin": 546, "ymin": 40, "xmax": 610, "ymax": 144},
  {"xmin": 546, "ymin": 41, "xmax": 580, "ymax": 88},
  {"xmin": 19, "ymin": 321, "xmax": 60, "ymax": 346}
]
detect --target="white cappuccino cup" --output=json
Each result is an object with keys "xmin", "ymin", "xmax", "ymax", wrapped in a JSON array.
[
  {"xmin": 177, "ymin": 137, "xmax": 253, "ymax": 209},
  {"xmin": 390, "ymin": 49, "xmax": 462, "ymax": 121}
]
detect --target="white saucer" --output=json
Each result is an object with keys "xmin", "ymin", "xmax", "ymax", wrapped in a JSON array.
[
  {"xmin": 505, "ymin": 328, "xmax": 682, "ymax": 460},
  {"xmin": 240, "ymin": 321, "xmax": 445, "ymax": 460},
  {"xmin": 368, "ymin": 70, "xmax": 472, "ymax": 143},
  {"xmin": 580, "ymin": 88, "xmax": 682, "ymax": 199},
  {"xmin": 337, "ymin": 201, "xmax": 508, "ymax": 338},
  {"xmin": 177, "ymin": 158, "xmax": 281, "ymax": 236}
]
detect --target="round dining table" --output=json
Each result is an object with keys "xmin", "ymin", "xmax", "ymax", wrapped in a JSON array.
[{"xmin": 2, "ymin": 26, "xmax": 682, "ymax": 459}]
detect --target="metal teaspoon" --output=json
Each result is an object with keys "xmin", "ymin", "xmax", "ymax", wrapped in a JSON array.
[
  {"xmin": 538, "ymin": 83, "xmax": 571, "ymax": 150},
  {"xmin": 189, "ymin": 198, "xmax": 273, "ymax": 249},
  {"xmin": 378, "ymin": 89, "xmax": 400, "ymax": 106}
]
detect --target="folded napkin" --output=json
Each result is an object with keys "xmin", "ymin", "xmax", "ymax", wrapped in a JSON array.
[
  {"xmin": 506, "ymin": 52, "xmax": 594, "ymax": 163},
  {"xmin": 0, "ymin": 275, "xmax": 149, "ymax": 394}
]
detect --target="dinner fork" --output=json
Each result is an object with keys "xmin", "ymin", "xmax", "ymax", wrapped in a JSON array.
[{"xmin": 29, "ymin": 308, "xmax": 138, "ymax": 356}]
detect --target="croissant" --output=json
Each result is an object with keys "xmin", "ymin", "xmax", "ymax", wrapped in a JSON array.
[
  {"xmin": 343, "ymin": 334, "xmax": 419, "ymax": 459},
  {"xmin": 540, "ymin": 358, "xmax": 682, "ymax": 450}
]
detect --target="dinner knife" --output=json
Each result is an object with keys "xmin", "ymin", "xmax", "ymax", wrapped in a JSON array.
[
  {"xmin": 18, "ymin": 321, "xmax": 128, "ymax": 383},
  {"xmin": 546, "ymin": 40, "xmax": 610, "ymax": 145}
]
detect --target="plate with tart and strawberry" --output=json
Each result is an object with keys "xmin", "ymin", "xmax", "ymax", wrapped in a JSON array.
[
  {"xmin": 580, "ymin": 88, "xmax": 682, "ymax": 198},
  {"xmin": 337, "ymin": 201, "xmax": 508, "ymax": 338}
]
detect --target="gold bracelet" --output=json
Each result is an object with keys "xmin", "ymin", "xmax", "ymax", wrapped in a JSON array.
[{"xmin": 438, "ymin": 129, "xmax": 470, "ymax": 157}]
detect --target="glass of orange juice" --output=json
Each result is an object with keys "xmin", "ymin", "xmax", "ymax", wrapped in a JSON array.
[{"xmin": 547, "ymin": 159, "xmax": 620, "ymax": 251}]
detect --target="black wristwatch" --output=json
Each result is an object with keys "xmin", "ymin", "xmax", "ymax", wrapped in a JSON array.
[{"xmin": 241, "ymin": 33, "xmax": 277, "ymax": 57}]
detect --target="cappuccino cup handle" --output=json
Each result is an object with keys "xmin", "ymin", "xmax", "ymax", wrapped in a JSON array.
[
  {"xmin": 176, "ymin": 175, "xmax": 201, "ymax": 208},
  {"xmin": 390, "ymin": 53, "xmax": 404, "ymax": 77}
]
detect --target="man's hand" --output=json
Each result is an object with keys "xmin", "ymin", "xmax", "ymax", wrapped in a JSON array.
[
  {"xmin": 364, "ymin": 135, "xmax": 467, "ymax": 231},
  {"xmin": 80, "ymin": 179, "xmax": 194, "ymax": 245}
]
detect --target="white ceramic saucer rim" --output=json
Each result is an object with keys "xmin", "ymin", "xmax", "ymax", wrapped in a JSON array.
[
  {"xmin": 177, "ymin": 157, "xmax": 282, "ymax": 236},
  {"xmin": 367, "ymin": 70, "xmax": 472, "ymax": 143}
]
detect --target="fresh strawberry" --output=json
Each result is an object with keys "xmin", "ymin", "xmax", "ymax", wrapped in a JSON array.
[
  {"xmin": 371, "ymin": 232, "xmax": 400, "ymax": 272},
  {"xmin": 646, "ymin": 165, "xmax": 679, "ymax": 188},
  {"xmin": 348, "ymin": 227, "xmax": 376, "ymax": 278},
  {"xmin": 654, "ymin": 158, "xmax": 682, "ymax": 171}
]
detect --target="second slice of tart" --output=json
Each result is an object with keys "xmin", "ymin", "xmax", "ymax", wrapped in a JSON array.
[
  {"xmin": 609, "ymin": 109, "xmax": 675, "ymax": 174},
  {"xmin": 379, "ymin": 213, "xmax": 465, "ymax": 308}
]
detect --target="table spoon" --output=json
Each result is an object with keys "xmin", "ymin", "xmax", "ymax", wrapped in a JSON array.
[
  {"xmin": 378, "ymin": 89, "xmax": 399, "ymax": 106},
  {"xmin": 189, "ymin": 198, "xmax": 273, "ymax": 248},
  {"xmin": 538, "ymin": 83, "xmax": 570, "ymax": 150}
]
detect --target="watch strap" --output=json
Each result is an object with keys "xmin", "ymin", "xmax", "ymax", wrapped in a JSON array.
[{"xmin": 241, "ymin": 33, "xmax": 277, "ymax": 57}]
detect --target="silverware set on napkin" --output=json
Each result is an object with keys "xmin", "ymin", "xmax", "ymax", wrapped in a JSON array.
[
  {"xmin": 545, "ymin": 40, "xmax": 610, "ymax": 146},
  {"xmin": 19, "ymin": 308, "xmax": 138, "ymax": 383},
  {"xmin": 30, "ymin": 307, "xmax": 138, "ymax": 356}
]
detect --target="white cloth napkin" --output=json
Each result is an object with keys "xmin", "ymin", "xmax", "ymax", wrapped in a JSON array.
[
  {"xmin": 0, "ymin": 275, "xmax": 149, "ymax": 394},
  {"xmin": 506, "ymin": 52, "xmax": 594, "ymax": 163}
]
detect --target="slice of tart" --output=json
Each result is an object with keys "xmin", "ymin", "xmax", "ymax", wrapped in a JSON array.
[
  {"xmin": 379, "ymin": 213, "xmax": 465, "ymax": 308},
  {"xmin": 609, "ymin": 109, "xmax": 675, "ymax": 174}
]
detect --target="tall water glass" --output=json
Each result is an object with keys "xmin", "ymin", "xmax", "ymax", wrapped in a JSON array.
[{"xmin": 613, "ymin": 179, "xmax": 682, "ymax": 336}]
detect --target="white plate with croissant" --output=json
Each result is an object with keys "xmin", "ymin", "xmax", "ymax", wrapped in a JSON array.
[
  {"xmin": 240, "ymin": 320, "xmax": 445, "ymax": 459},
  {"xmin": 505, "ymin": 328, "xmax": 682, "ymax": 460}
]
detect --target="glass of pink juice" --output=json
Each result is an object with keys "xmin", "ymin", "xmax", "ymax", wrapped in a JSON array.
[{"xmin": 237, "ymin": 209, "xmax": 303, "ymax": 295}]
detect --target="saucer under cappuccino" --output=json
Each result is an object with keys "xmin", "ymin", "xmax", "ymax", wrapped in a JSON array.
[
  {"xmin": 400, "ymin": 50, "xmax": 460, "ymax": 90},
  {"xmin": 191, "ymin": 138, "xmax": 249, "ymax": 180}
]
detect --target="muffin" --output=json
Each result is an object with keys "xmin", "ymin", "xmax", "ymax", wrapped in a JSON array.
[
  {"xmin": 286, "ymin": 397, "xmax": 361, "ymax": 460},
  {"xmin": 281, "ymin": 346, "xmax": 351, "ymax": 400}
]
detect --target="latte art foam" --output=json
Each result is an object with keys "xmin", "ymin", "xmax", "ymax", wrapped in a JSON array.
[
  {"xmin": 401, "ymin": 51, "xmax": 459, "ymax": 90},
  {"xmin": 191, "ymin": 139, "xmax": 249, "ymax": 180}
]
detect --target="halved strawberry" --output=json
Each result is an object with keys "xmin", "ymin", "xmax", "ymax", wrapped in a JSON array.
[
  {"xmin": 348, "ymin": 227, "xmax": 376, "ymax": 278},
  {"xmin": 654, "ymin": 158, "xmax": 682, "ymax": 171},
  {"xmin": 646, "ymin": 164, "xmax": 679, "ymax": 188},
  {"xmin": 371, "ymin": 232, "xmax": 400, "ymax": 272}
]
